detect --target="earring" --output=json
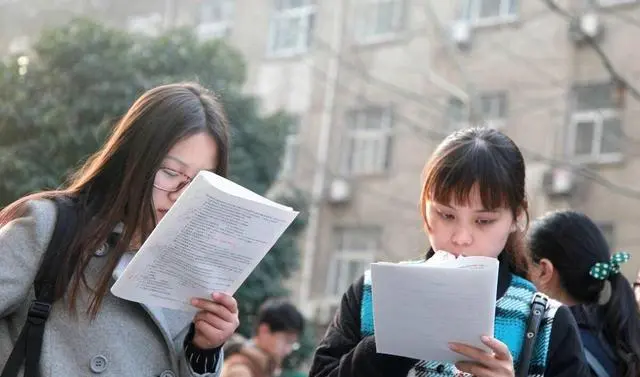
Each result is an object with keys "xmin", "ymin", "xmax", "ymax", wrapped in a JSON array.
[{"xmin": 510, "ymin": 224, "xmax": 517, "ymax": 233}]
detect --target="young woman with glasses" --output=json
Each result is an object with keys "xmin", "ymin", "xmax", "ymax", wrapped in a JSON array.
[{"xmin": 0, "ymin": 82, "xmax": 237, "ymax": 377}]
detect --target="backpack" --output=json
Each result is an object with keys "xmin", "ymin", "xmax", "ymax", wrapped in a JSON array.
[{"xmin": 1, "ymin": 196, "xmax": 80, "ymax": 377}]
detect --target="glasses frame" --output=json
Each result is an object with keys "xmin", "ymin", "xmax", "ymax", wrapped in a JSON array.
[{"xmin": 153, "ymin": 167, "xmax": 194, "ymax": 193}]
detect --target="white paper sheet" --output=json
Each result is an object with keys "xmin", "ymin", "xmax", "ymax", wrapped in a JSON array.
[
  {"xmin": 111, "ymin": 171, "xmax": 299, "ymax": 311},
  {"xmin": 370, "ymin": 255, "xmax": 499, "ymax": 363}
]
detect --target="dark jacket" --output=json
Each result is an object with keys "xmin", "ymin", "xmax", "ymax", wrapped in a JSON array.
[
  {"xmin": 309, "ymin": 254, "xmax": 591, "ymax": 377},
  {"xmin": 570, "ymin": 305, "xmax": 619, "ymax": 376}
]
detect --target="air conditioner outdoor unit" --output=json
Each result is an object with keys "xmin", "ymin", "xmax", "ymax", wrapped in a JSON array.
[
  {"xmin": 569, "ymin": 12, "xmax": 603, "ymax": 44},
  {"xmin": 542, "ymin": 168, "xmax": 575, "ymax": 197},
  {"xmin": 451, "ymin": 21, "xmax": 471, "ymax": 49},
  {"xmin": 327, "ymin": 178, "xmax": 351, "ymax": 204}
]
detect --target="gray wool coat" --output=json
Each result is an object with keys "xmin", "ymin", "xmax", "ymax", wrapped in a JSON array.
[{"xmin": 0, "ymin": 199, "xmax": 223, "ymax": 377}]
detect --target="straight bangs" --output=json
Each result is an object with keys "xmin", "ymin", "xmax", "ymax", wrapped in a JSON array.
[{"xmin": 421, "ymin": 145, "xmax": 519, "ymax": 216}]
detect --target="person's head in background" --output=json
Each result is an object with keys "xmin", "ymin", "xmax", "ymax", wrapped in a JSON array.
[
  {"xmin": 252, "ymin": 298, "xmax": 305, "ymax": 368},
  {"xmin": 527, "ymin": 210, "xmax": 640, "ymax": 377},
  {"xmin": 419, "ymin": 127, "xmax": 528, "ymax": 273}
]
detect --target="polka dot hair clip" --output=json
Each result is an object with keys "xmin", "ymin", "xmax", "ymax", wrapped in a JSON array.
[{"xmin": 589, "ymin": 252, "xmax": 631, "ymax": 280}]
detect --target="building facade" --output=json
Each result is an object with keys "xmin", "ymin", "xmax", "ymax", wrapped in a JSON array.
[{"xmin": 2, "ymin": 0, "xmax": 640, "ymax": 327}]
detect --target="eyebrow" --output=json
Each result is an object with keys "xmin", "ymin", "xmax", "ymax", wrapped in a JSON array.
[
  {"xmin": 441, "ymin": 203, "xmax": 499, "ymax": 214},
  {"xmin": 165, "ymin": 155, "xmax": 217, "ymax": 173},
  {"xmin": 165, "ymin": 155, "xmax": 187, "ymax": 167}
]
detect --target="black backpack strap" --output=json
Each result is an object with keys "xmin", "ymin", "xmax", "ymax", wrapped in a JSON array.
[
  {"xmin": 517, "ymin": 292, "xmax": 549, "ymax": 377},
  {"xmin": 1, "ymin": 197, "xmax": 79, "ymax": 377}
]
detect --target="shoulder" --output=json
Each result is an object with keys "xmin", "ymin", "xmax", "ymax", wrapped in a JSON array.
[
  {"xmin": 545, "ymin": 303, "xmax": 591, "ymax": 375},
  {"xmin": 0, "ymin": 198, "xmax": 58, "ymax": 256},
  {"xmin": 223, "ymin": 345, "xmax": 275, "ymax": 377},
  {"xmin": 221, "ymin": 357, "xmax": 254, "ymax": 377},
  {"xmin": 0, "ymin": 198, "xmax": 59, "ymax": 315},
  {"xmin": 549, "ymin": 303, "xmax": 576, "ymax": 334}
]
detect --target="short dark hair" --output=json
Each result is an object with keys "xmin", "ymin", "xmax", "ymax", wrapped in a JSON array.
[{"xmin": 255, "ymin": 298, "xmax": 304, "ymax": 335}]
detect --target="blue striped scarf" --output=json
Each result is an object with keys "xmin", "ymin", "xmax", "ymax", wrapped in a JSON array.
[{"xmin": 360, "ymin": 263, "xmax": 559, "ymax": 377}]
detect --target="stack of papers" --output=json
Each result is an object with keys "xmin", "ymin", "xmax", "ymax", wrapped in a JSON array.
[
  {"xmin": 111, "ymin": 171, "xmax": 299, "ymax": 311},
  {"xmin": 371, "ymin": 253, "xmax": 499, "ymax": 362}
]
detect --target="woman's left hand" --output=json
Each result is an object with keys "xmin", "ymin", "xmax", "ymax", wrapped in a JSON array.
[
  {"xmin": 190, "ymin": 292, "xmax": 240, "ymax": 349},
  {"xmin": 449, "ymin": 336, "xmax": 515, "ymax": 377}
]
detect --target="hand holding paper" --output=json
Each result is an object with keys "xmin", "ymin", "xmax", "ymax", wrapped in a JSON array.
[{"xmin": 370, "ymin": 255, "xmax": 499, "ymax": 363}]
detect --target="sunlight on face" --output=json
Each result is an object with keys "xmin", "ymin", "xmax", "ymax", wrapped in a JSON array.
[
  {"xmin": 425, "ymin": 185, "xmax": 516, "ymax": 258},
  {"xmin": 152, "ymin": 132, "xmax": 218, "ymax": 222}
]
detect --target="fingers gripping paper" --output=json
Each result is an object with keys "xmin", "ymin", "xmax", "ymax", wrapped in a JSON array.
[
  {"xmin": 111, "ymin": 171, "xmax": 299, "ymax": 311},
  {"xmin": 370, "ymin": 253, "xmax": 499, "ymax": 362}
]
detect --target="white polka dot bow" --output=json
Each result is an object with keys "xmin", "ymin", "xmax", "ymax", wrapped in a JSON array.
[{"xmin": 589, "ymin": 252, "xmax": 631, "ymax": 280}]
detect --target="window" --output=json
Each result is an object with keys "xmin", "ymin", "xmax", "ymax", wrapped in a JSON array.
[
  {"xmin": 462, "ymin": 0, "xmax": 519, "ymax": 25},
  {"xmin": 445, "ymin": 97, "xmax": 468, "ymax": 130},
  {"xmin": 196, "ymin": 0, "xmax": 235, "ymax": 39},
  {"xmin": 342, "ymin": 107, "xmax": 393, "ymax": 175},
  {"xmin": 478, "ymin": 92, "xmax": 508, "ymax": 128},
  {"xmin": 267, "ymin": 0, "xmax": 315, "ymax": 57},
  {"xmin": 354, "ymin": 0, "xmax": 405, "ymax": 43},
  {"xmin": 446, "ymin": 92, "xmax": 507, "ymax": 130},
  {"xmin": 326, "ymin": 227, "xmax": 379, "ymax": 297},
  {"xmin": 592, "ymin": 0, "xmax": 637, "ymax": 7},
  {"xmin": 569, "ymin": 83, "xmax": 623, "ymax": 163},
  {"xmin": 280, "ymin": 116, "xmax": 301, "ymax": 177}
]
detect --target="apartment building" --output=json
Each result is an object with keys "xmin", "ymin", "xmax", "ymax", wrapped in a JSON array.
[{"xmin": 2, "ymin": 0, "xmax": 640, "ymax": 327}]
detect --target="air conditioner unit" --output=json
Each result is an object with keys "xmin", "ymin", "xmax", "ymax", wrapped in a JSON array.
[
  {"xmin": 451, "ymin": 21, "xmax": 471, "ymax": 49},
  {"xmin": 542, "ymin": 168, "xmax": 575, "ymax": 197},
  {"xmin": 327, "ymin": 178, "xmax": 351, "ymax": 204},
  {"xmin": 569, "ymin": 12, "xmax": 603, "ymax": 44}
]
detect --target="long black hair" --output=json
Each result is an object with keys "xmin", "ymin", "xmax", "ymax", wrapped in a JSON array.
[
  {"xmin": 0, "ymin": 82, "xmax": 230, "ymax": 317},
  {"xmin": 528, "ymin": 210, "xmax": 640, "ymax": 377}
]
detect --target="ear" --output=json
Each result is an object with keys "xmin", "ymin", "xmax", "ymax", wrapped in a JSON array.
[
  {"xmin": 516, "ymin": 206, "xmax": 528, "ymax": 231},
  {"xmin": 257, "ymin": 323, "xmax": 271, "ymax": 337},
  {"xmin": 537, "ymin": 258, "xmax": 556, "ymax": 286}
]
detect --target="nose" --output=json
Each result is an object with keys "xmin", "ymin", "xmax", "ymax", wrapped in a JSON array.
[
  {"xmin": 167, "ymin": 185, "xmax": 188, "ymax": 202},
  {"xmin": 451, "ymin": 225, "xmax": 473, "ymax": 247}
]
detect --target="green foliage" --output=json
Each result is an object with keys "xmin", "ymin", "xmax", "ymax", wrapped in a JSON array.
[{"xmin": 0, "ymin": 18, "xmax": 313, "ymax": 369}]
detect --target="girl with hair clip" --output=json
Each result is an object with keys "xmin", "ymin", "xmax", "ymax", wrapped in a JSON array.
[
  {"xmin": 528, "ymin": 210, "xmax": 640, "ymax": 377},
  {"xmin": 0, "ymin": 82, "xmax": 238, "ymax": 376},
  {"xmin": 309, "ymin": 127, "xmax": 590, "ymax": 377}
]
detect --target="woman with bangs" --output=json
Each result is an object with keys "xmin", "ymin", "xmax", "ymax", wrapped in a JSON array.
[{"xmin": 309, "ymin": 128, "xmax": 590, "ymax": 377}]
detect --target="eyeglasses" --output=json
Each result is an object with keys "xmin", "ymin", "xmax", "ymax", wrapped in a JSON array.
[{"xmin": 153, "ymin": 167, "xmax": 193, "ymax": 193}]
